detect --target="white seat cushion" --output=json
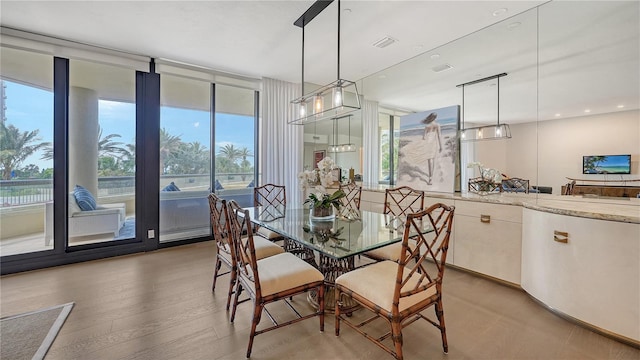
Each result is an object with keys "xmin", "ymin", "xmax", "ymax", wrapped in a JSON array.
[
  {"xmin": 257, "ymin": 227, "xmax": 284, "ymax": 240},
  {"xmin": 253, "ymin": 235, "xmax": 285, "ymax": 259},
  {"xmin": 242, "ymin": 252, "xmax": 324, "ymax": 297},
  {"xmin": 364, "ymin": 239, "xmax": 417, "ymax": 262},
  {"xmin": 218, "ymin": 236, "xmax": 283, "ymax": 263},
  {"xmin": 336, "ymin": 260, "xmax": 437, "ymax": 313}
]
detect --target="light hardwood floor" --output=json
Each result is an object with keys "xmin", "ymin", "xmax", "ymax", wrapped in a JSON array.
[{"xmin": 1, "ymin": 241, "xmax": 638, "ymax": 360}]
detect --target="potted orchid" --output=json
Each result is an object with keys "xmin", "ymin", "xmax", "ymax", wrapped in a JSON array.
[{"xmin": 299, "ymin": 156, "xmax": 345, "ymax": 218}]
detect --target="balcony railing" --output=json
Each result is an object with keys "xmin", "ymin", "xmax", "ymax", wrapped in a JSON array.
[{"xmin": 0, "ymin": 172, "xmax": 255, "ymax": 207}]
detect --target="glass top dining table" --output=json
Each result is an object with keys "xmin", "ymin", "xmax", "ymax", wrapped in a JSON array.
[{"xmin": 244, "ymin": 206, "xmax": 433, "ymax": 261}]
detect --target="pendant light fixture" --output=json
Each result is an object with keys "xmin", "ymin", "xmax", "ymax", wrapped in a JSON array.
[
  {"xmin": 289, "ymin": 0, "xmax": 361, "ymax": 125},
  {"xmin": 457, "ymin": 73, "xmax": 511, "ymax": 141},
  {"xmin": 328, "ymin": 114, "xmax": 356, "ymax": 153}
]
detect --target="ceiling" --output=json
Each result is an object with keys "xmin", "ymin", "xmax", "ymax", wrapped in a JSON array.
[
  {"xmin": 0, "ymin": 1, "xmax": 544, "ymax": 85},
  {"xmin": 1, "ymin": 0, "xmax": 637, "ymax": 131}
]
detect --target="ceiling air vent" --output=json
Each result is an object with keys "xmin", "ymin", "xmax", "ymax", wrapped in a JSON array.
[
  {"xmin": 372, "ymin": 36, "xmax": 398, "ymax": 48},
  {"xmin": 432, "ymin": 64, "xmax": 453, "ymax": 73}
]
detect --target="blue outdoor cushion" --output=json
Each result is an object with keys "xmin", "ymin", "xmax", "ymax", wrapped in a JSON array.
[
  {"xmin": 73, "ymin": 185, "xmax": 97, "ymax": 211},
  {"xmin": 162, "ymin": 182, "xmax": 180, "ymax": 192}
]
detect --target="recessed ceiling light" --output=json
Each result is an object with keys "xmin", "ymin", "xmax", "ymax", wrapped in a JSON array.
[
  {"xmin": 430, "ymin": 53, "xmax": 440, "ymax": 59},
  {"xmin": 555, "ymin": 113, "xmax": 561, "ymax": 117},
  {"xmin": 617, "ymin": 104, "xmax": 625, "ymax": 108},
  {"xmin": 372, "ymin": 36, "xmax": 398, "ymax": 48},
  {"xmin": 493, "ymin": 8, "xmax": 508, "ymax": 16},
  {"xmin": 413, "ymin": 45, "xmax": 424, "ymax": 51},
  {"xmin": 507, "ymin": 22, "xmax": 521, "ymax": 30},
  {"xmin": 378, "ymin": 74, "xmax": 387, "ymax": 79},
  {"xmin": 343, "ymin": 8, "xmax": 352, "ymax": 14},
  {"xmin": 584, "ymin": 109, "xmax": 591, "ymax": 113},
  {"xmin": 432, "ymin": 64, "xmax": 453, "ymax": 73}
]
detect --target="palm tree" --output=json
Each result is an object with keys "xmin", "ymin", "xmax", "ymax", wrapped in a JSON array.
[
  {"xmin": 0, "ymin": 122, "xmax": 48, "ymax": 180},
  {"xmin": 41, "ymin": 126, "xmax": 128, "ymax": 161},
  {"xmin": 160, "ymin": 128, "xmax": 182, "ymax": 174},
  {"xmin": 218, "ymin": 144, "xmax": 242, "ymax": 165},
  {"xmin": 98, "ymin": 127, "xmax": 128, "ymax": 158},
  {"xmin": 238, "ymin": 147, "xmax": 253, "ymax": 181},
  {"xmin": 238, "ymin": 147, "xmax": 253, "ymax": 162}
]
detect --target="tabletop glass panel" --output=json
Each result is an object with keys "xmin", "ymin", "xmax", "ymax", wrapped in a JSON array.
[{"xmin": 245, "ymin": 206, "xmax": 433, "ymax": 260}]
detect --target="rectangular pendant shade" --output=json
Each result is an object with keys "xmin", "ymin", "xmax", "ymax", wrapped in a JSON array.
[
  {"xmin": 289, "ymin": 79, "xmax": 360, "ymax": 125},
  {"xmin": 328, "ymin": 143, "xmax": 356, "ymax": 153},
  {"xmin": 459, "ymin": 123, "xmax": 511, "ymax": 141}
]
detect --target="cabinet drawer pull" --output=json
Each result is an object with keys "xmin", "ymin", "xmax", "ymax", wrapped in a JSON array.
[
  {"xmin": 554, "ymin": 230, "xmax": 568, "ymax": 243},
  {"xmin": 480, "ymin": 214, "xmax": 491, "ymax": 223}
]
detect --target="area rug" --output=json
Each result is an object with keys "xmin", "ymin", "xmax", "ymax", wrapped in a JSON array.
[{"xmin": 1, "ymin": 302, "xmax": 74, "ymax": 360}]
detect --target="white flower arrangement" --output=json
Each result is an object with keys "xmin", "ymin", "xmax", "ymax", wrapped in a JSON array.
[
  {"xmin": 299, "ymin": 157, "xmax": 345, "ymax": 212},
  {"xmin": 299, "ymin": 156, "xmax": 336, "ymax": 194}
]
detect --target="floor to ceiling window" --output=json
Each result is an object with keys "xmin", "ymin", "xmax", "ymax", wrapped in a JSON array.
[
  {"xmin": 214, "ymin": 84, "xmax": 257, "ymax": 208},
  {"xmin": 67, "ymin": 59, "xmax": 137, "ymax": 247},
  {"xmin": 159, "ymin": 74, "xmax": 212, "ymax": 243},
  {"xmin": 379, "ymin": 113, "xmax": 399, "ymax": 185},
  {"xmin": 0, "ymin": 47, "xmax": 54, "ymax": 256},
  {"xmin": 0, "ymin": 32, "xmax": 259, "ymax": 273}
]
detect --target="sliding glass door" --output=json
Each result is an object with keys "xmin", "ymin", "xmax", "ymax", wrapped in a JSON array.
[{"xmin": 67, "ymin": 59, "xmax": 137, "ymax": 247}]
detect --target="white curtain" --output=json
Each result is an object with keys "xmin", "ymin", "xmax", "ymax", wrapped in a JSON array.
[
  {"xmin": 362, "ymin": 99, "xmax": 380, "ymax": 185},
  {"xmin": 261, "ymin": 77, "xmax": 304, "ymax": 207},
  {"xmin": 460, "ymin": 141, "xmax": 476, "ymax": 194}
]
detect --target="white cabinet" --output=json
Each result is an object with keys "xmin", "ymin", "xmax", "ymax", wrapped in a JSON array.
[
  {"xmin": 453, "ymin": 200, "xmax": 522, "ymax": 284},
  {"xmin": 522, "ymin": 208, "xmax": 640, "ymax": 342}
]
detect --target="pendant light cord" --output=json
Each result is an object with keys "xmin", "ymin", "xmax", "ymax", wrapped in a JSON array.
[
  {"xmin": 461, "ymin": 84, "xmax": 465, "ymax": 130},
  {"xmin": 337, "ymin": 0, "xmax": 341, "ymax": 81},
  {"xmin": 497, "ymin": 76, "xmax": 500, "ymax": 125}
]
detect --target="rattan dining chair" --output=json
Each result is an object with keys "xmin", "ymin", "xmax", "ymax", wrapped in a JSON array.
[
  {"xmin": 254, "ymin": 183, "xmax": 316, "ymax": 266},
  {"xmin": 253, "ymin": 183, "xmax": 287, "ymax": 241},
  {"xmin": 208, "ymin": 193, "xmax": 284, "ymax": 310},
  {"xmin": 227, "ymin": 200, "xmax": 325, "ymax": 358},
  {"xmin": 338, "ymin": 182, "xmax": 362, "ymax": 219},
  {"xmin": 363, "ymin": 186, "xmax": 425, "ymax": 262},
  {"xmin": 335, "ymin": 203, "xmax": 455, "ymax": 360}
]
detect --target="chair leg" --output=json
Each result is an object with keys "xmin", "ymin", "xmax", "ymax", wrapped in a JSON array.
[
  {"xmin": 212, "ymin": 258, "xmax": 222, "ymax": 291},
  {"xmin": 435, "ymin": 299, "xmax": 448, "ymax": 354},
  {"xmin": 334, "ymin": 288, "xmax": 341, "ymax": 336},
  {"xmin": 391, "ymin": 320, "xmax": 404, "ymax": 360},
  {"xmin": 226, "ymin": 266, "xmax": 237, "ymax": 310},
  {"xmin": 318, "ymin": 284, "xmax": 325, "ymax": 332},
  {"xmin": 246, "ymin": 303, "xmax": 263, "ymax": 358},
  {"xmin": 230, "ymin": 280, "xmax": 243, "ymax": 323}
]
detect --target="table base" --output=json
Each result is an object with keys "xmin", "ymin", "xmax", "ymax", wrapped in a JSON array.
[{"xmin": 307, "ymin": 254, "xmax": 359, "ymax": 313}]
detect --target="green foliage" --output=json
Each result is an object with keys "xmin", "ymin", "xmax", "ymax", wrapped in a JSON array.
[
  {"xmin": 40, "ymin": 168, "xmax": 54, "ymax": 179},
  {"xmin": 12, "ymin": 125, "xmax": 253, "ymax": 179},
  {"xmin": 380, "ymin": 131, "xmax": 399, "ymax": 180},
  {"xmin": 583, "ymin": 156, "xmax": 606, "ymax": 172},
  {"xmin": 0, "ymin": 122, "xmax": 48, "ymax": 180},
  {"xmin": 304, "ymin": 189, "xmax": 346, "ymax": 210}
]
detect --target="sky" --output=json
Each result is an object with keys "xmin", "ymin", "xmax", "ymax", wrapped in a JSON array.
[{"xmin": 3, "ymin": 80, "xmax": 255, "ymax": 171}]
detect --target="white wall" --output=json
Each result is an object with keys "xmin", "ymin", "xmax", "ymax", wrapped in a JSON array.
[
  {"xmin": 476, "ymin": 110, "xmax": 640, "ymax": 194},
  {"xmin": 536, "ymin": 110, "xmax": 639, "ymax": 194}
]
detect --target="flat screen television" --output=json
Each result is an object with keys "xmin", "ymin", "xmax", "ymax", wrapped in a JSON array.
[{"xmin": 583, "ymin": 154, "xmax": 631, "ymax": 174}]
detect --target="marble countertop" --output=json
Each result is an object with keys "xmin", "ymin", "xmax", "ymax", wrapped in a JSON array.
[{"xmin": 354, "ymin": 183, "xmax": 640, "ymax": 224}]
